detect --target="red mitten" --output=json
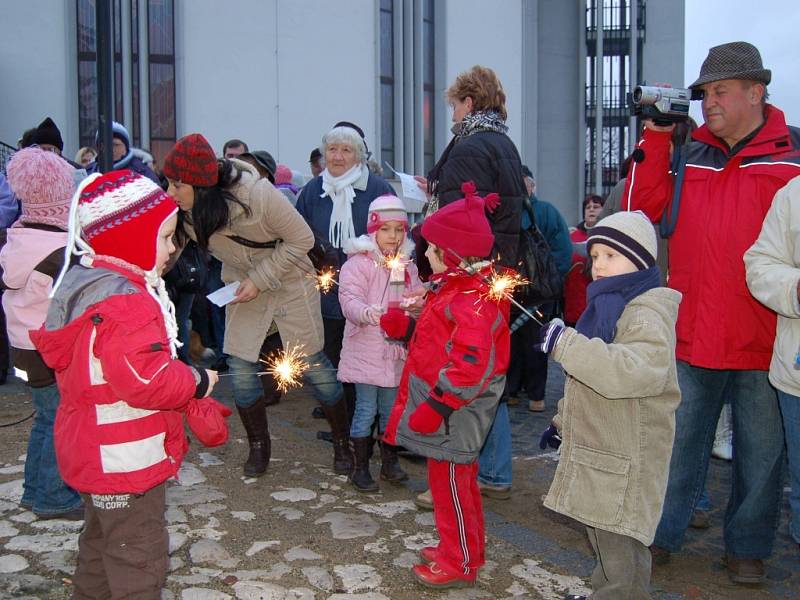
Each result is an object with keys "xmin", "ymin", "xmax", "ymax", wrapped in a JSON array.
[
  {"xmin": 380, "ymin": 308, "xmax": 415, "ymax": 341},
  {"xmin": 185, "ymin": 397, "xmax": 233, "ymax": 447},
  {"xmin": 408, "ymin": 401, "xmax": 444, "ymax": 434}
]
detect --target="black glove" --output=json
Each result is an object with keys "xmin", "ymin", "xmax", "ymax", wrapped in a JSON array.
[{"xmin": 539, "ymin": 423, "xmax": 562, "ymax": 450}]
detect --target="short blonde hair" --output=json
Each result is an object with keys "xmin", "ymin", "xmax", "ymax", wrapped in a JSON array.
[
  {"xmin": 74, "ymin": 146, "xmax": 97, "ymax": 164},
  {"xmin": 446, "ymin": 65, "xmax": 507, "ymax": 121}
]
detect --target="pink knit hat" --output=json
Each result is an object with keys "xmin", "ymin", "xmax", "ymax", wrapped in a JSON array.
[
  {"xmin": 275, "ymin": 164, "xmax": 293, "ymax": 185},
  {"xmin": 367, "ymin": 194, "xmax": 408, "ymax": 233},
  {"xmin": 6, "ymin": 147, "xmax": 75, "ymax": 229}
]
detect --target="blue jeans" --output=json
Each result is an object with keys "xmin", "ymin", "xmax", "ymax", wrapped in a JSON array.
[
  {"xmin": 477, "ymin": 402, "xmax": 512, "ymax": 487},
  {"xmin": 228, "ymin": 349, "xmax": 342, "ymax": 408},
  {"xmin": 654, "ymin": 361, "xmax": 785, "ymax": 558},
  {"xmin": 174, "ymin": 292, "xmax": 194, "ymax": 364},
  {"xmin": 777, "ymin": 390, "xmax": 800, "ymax": 544},
  {"xmin": 21, "ymin": 384, "xmax": 81, "ymax": 515},
  {"xmin": 351, "ymin": 384, "xmax": 397, "ymax": 438}
]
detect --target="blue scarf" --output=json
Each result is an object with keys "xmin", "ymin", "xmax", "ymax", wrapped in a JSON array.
[{"xmin": 576, "ymin": 267, "xmax": 661, "ymax": 343}]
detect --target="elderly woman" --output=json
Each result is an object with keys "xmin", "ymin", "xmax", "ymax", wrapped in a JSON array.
[
  {"xmin": 296, "ymin": 122, "xmax": 394, "ymax": 420},
  {"xmin": 163, "ymin": 133, "xmax": 351, "ymax": 478}
]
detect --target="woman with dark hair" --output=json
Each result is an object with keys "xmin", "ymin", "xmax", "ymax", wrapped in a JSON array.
[{"xmin": 162, "ymin": 133, "xmax": 352, "ymax": 478}]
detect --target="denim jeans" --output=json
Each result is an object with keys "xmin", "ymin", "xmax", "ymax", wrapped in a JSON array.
[
  {"xmin": 21, "ymin": 384, "xmax": 81, "ymax": 515},
  {"xmin": 777, "ymin": 389, "xmax": 800, "ymax": 544},
  {"xmin": 351, "ymin": 384, "xmax": 397, "ymax": 438},
  {"xmin": 228, "ymin": 349, "xmax": 342, "ymax": 408},
  {"xmin": 477, "ymin": 402, "xmax": 512, "ymax": 487},
  {"xmin": 173, "ymin": 292, "xmax": 194, "ymax": 364},
  {"xmin": 654, "ymin": 361, "xmax": 785, "ymax": 558}
]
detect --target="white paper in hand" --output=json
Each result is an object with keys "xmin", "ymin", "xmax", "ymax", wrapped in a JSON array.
[
  {"xmin": 385, "ymin": 163, "xmax": 428, "ymax": 213},
  {"xmin": 206, "ymin": 281, "xmax": 240, "ymax": 307}
]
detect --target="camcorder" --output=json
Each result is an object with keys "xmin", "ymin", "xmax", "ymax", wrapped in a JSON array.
[{"xmin": 627, "ymin": 86, "xmax": 704, "ymax": 125}]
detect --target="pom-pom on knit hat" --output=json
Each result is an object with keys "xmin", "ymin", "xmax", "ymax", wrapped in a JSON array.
[
  {"xmin": 587, "ymin": 210, "xmax": 657, "ymax": 270},
  {"xmin": 6, "ymin": 147, "xmax": 75, "ymax": 229},
  {"xmin": 367, "ymin": 195, "xmax": 408, "ymax": 234},
  {"xmin": 75, "ymin": 170, "xmax": 178, "ymax": 271},
  {"xmin": 421, "ymin": 181, "xmax": 499, "ymax": 266},
  {"xmin": 162, "ymin": 133, "xmax": 219, "ymax": 187}
]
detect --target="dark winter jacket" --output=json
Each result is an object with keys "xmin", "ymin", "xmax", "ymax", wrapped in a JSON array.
[
  {"xmin": 523, "ymin": 195, "xmax": 573, "ymax": 276},
  {"xmin": 429, "ymin": 130, "xmax": 525, "ymax": 268},
  {"xmin": 296, "ymin": 166, "xmax": 394, "ymax": 320}
]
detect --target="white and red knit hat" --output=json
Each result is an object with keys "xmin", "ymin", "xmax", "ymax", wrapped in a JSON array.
[
  {"xmin": 367, "ymin": 194, "xmax": 408, "ymax": 233},
  {"xmin": 6, "ymin": 147, "xmax": 75, "ymax": 229},
  {"xmin": 75, "ymin": 170, "xmax": 178, "ymax": 271}
]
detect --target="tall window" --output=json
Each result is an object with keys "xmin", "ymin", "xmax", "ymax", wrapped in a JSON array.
[
  {"xmin": 76, "ymin": 0, "xmax": 176, "ymax": 163},
  {"xmin": 379, "ymin": 0, "xmax": 436, "ymax": 176},
  {"xmin": 584, "ymin": 0, "xmax": 644, "ymax": 196}
]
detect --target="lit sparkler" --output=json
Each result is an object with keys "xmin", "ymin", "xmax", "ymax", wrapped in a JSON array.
[
  {"xmin": 315, "ymin": 267, "xmax": 338, "ymax": 293},
  {"xmin": 484, "ymin": 270, "xmax": 528, "ymax": 302},
  {"xmin": 263, "ymin": 345, "xmax": 308, "ymax": 392}
]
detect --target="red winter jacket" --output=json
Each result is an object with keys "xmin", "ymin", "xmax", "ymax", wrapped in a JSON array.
[
  {"xmin": 31, "ymin": 261, "xmax": 199, "ymax": 494},
  {"xmin": 623, "ymin": 105, "xmax": 800, "ymax": 370},
  {"xmin": 383, "ymin": 265, "xmax": 510, "ymax": 464}
]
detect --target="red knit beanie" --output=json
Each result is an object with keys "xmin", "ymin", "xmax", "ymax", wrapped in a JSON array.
[
  {"xmin": 162, "ymin": 133, "xmax": 219, "ymax": 187},
  {"xmin": 421, "ymin": 181, "xmax": 498, "ymax": 266},
  {"xmin": 77, "ymin": 170, "xmax": 178, "ymax": 271}
]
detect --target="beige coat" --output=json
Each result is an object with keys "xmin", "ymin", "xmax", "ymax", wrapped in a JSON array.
[
  {"xmin": 544, "ymin": 287, "xmax": 682, "ymax": 546},
  {"xmin": 184, "ymin": 160, "xmax": 323, "ymax": 363},
  {"xmin": 744, "ymin": 175, "xmax": 800, "ymax": 397}
]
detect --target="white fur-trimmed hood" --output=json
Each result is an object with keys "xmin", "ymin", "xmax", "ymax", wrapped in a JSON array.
[{"xmin": 342, "ymin": 234, "xmax": 414, "ymax": 259}]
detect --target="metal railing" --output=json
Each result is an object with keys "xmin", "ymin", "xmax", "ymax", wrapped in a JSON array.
[{"xmin": 0, "ymin": 142, "xmax": 15, "ymax": 175}]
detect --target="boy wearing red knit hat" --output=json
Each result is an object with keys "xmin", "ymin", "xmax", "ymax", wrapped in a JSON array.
[
  {"xmin": 381, "ymin": 182, "xmax": 511, "ymax": 588},
  {"xmin": 30, "ymin": 170, "xmax": 231, "ymax": 599}
]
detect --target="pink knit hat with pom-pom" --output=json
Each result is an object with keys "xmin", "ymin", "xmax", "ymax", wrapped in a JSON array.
[
  {"xmin": 367, "ymin": 194, "xmax": 408, "ymax": 233},
  {"xmin": 6, "ymin": 147, "xmax": 75, "ymax": 229}
]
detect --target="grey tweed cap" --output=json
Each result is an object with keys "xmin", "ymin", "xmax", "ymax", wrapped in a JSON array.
[{"xmin": 689, "ymin": 41, "xmax": 771, "ymax": 89}]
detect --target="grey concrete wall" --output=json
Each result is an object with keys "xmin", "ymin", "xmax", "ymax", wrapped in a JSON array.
[
  {"xmin": 0, "ymin": 0, "xmax": 78, "ymax": 156},
  {"xmin": 641, "ymin": 0, "xmax": 686, "ymax": 87}
]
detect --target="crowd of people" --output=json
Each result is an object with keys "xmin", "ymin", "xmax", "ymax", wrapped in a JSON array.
[{"xmin": 0, "ymin": 40, "xmax": 799, "ymax": 600}]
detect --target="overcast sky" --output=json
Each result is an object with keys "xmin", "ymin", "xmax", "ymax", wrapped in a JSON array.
[{"xmin": 684, "ymin": 1, "xmax": 799, "ymax": 123}]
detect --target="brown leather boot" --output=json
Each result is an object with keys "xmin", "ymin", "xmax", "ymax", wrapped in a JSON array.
[
  {"xmin": 320, "ymin": 400, "xmax": 354, "ymax": 475},
  {"xmin": 379, "ymin": 441, "xmax": 408, "ymax": 483},
  {"xmin": 350, "ymin": 437, "xmax": 379, "ymax": 492},
  {"xmin": 236, "ymin": 397, "xmax": 270, "ymax": 477}
]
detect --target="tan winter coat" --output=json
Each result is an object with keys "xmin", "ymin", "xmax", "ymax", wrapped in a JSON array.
[
  {"xmin": 184, "ymin": 159, "xmax": 323, "ymax": 362},
  {"xmin": 744, "ymin": 175, "xmax": 800, "ymax": 397},
  {"xmin": 544, "ymin": 287, "xmax": 682, "ymax": 546}
]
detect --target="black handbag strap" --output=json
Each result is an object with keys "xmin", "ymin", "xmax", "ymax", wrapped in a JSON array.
[
  {"xmin": 226, "ymin": 235, "xmax": 281, "ymax": 249},
  {"xmin": 659, "ymin": 142, "xmax": 688, "ymax": 238}
]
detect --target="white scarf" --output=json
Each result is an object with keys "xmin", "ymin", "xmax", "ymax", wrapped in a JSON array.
[{"xmin": 321, "ymin": 163, "xmax": 364, "ymax": 249}]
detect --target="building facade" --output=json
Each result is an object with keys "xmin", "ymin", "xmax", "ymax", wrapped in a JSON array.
[{"xmin": 0, "ymin": 0, "xmax": 683, "ymax": 223}]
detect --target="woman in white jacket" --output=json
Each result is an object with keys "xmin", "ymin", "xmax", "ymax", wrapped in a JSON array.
[{"xmin": 744, "ymin": 174, "xmax": 800, "ymax": 548}]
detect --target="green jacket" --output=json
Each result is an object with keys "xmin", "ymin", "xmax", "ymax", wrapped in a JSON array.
[{"xmin": 544, "ymin": 287, "xmax": 682, "ymax": 545}]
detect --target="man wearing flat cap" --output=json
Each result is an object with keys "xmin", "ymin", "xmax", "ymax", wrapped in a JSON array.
[{"xmin": 624, "ymin": 41, "xmax": 800, "ymax": 584}]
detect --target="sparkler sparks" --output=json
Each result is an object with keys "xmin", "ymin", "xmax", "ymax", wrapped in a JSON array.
[
  {"xmin": 263, "ymin": 346, "xmax": 308, "ymax": 392},
  {"xmin": 483, "ymin": 271, "xmax": 528, "ymax": 302},
  {"xmin": 315, "ymin": 268, "xmax": 337, "ymax": 293}
]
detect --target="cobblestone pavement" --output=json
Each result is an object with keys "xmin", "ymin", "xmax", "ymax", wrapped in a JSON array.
[{"xmin": 0, "ymin": 359, "xmax": 797, "ymax": 599}]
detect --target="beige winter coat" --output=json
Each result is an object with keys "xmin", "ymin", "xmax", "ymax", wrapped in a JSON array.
[
  {"xmin": 184, "ymin": 159, "xmax": 323, "ymax": 363},
  {"xmin": 544, "ymin": 287, "xmax": 682, "ymax": 546},
  {"xmin": 744, "ymin": 175, "xmax": 800, "ymax": 397}
]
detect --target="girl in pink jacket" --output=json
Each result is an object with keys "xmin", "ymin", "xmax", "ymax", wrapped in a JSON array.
[{"xmin": 338, "ymin": 195, "xmax": 423, "ymax": 491}]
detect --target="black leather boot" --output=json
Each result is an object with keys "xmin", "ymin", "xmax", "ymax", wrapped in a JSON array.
[
  {"xmin": 320, "ymin": 399, "xmax": 354, "ymax": 475},
  {"xmin": 236, "ymin": 397, "xmax": 270, "ymax": 477},
  {"xmin": 379, "ymin": 441, "xmax": 408, "ymax": 483},
  {"xmin": 350, "ymin": 437, "xmax": 379, "ymax": 492}
]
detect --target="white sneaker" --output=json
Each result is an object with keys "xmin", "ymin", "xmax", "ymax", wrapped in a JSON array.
[
  {"xmin": 711, "ymin": 404, "xmax": 732, "ymax": 461},
  {"xmin": 414, "ymin": 489, "xmax": 433, "ymax": 510}
]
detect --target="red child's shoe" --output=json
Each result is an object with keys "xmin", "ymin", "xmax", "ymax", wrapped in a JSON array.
[
  {"xmin": 419, "ymin": 546, "xmax": 437, "ymax": 563},
  {"xmin": 412, "ymin": 562, "xmax": 475, "ymax": 589}
]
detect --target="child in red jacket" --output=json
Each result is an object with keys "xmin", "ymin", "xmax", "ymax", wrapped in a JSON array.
[
  {"xmin": 32, "ymin": 170, "xmax": 231, "ymax": 599},
  {"xmin": 381, "ymin": 182, "xmax": 510, "ymax": 589}
]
